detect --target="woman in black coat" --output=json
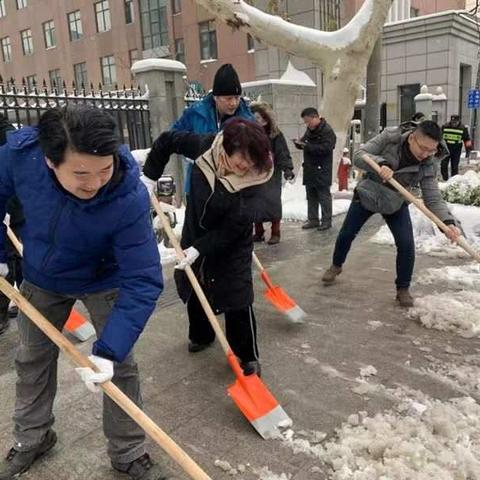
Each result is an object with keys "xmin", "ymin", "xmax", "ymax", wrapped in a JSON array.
[
  {"xmin": 144, "ymin": 118, "xmax": 273, "ymax": 376},
  {"xmin": 250, "ymin": 102, "xmax": 294, "ymax": 245}
]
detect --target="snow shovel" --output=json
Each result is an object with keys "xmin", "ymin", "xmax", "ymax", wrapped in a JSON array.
[
  {"xmin": 0, "ymin": 277, "xmax": 212, "ymax": 480},
  {"xmin": 5, "ymin": 225, "xmax": 96, "ymax": 341},
  {"xmin": 252, "ymin": 252, "xmax": 306, "ymax": 323},
  {"xmin": 361, "ymin": 153, "xmax": 480, "ymax": 263},
  {"xmin": 151, "ymin": 195, "xmax": 292, "ymax": 439}
]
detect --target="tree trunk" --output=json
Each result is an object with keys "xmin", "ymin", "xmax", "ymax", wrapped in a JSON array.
[{"xmin": 364, "ymin": 38, "xmax": 382, "ymax": 142}]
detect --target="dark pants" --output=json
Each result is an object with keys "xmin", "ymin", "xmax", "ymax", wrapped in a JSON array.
[
  {"xmin": 306, "ymin": 185, "xmax": 332, "ymax": 225},
  {"xmin": 332, "ymin": 200, "xmax": 415, "ymax": 289},
  {"xmin": 12, "ymin": 281, "xmax": 145, "ymax": 463},
  {"xmin": 255, "ymin": 220, "xmax": 280, "ymax": 237},
  {"xmin": 187, "ymin": 292, "xmax": 259, "ymax": 363},
  {"xmin": 0, "ymin": 230, "xmax": 23, "ymax": 322},
  {"xmin": 441, "ymin": 146, "xmax": 461, "ymax": 180}
]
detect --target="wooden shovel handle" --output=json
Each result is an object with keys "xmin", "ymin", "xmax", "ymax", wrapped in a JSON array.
[
  {"xmin": 361, "ymin": 154, "xmax": 480, "ymax": 263},
  {"xmin": 252, "ymin": 251, "xmax": 264, "ymax": 272},
  {"xmin": 151, "ymin": 195, "xmax": 231, "ymax": 355},
  {"xmin": 6, "ymin": 225, "xmax": 23, "ymax": 256},
  {"xmin": 0, "ymin": 280, "xmax": 211, "ymax": 480}
]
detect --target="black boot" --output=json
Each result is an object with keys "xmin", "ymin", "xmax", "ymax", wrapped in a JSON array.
[
  {"xmin": 0, "ymin": 430, "xmax": 57, "ymax": 480},
  {"xmin": 302, "ymin": 220, "xmax": 319, "ymax": 230},
  {"xmin": 112, "ymin": 453, "xmax": 174, "ymax": 480}
]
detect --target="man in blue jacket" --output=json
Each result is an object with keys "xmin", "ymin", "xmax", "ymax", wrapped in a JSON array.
[
  {"xmin": 0, "ymin": 105, "xmax": 167, "ymax": 480},
  {"xmin": 141, "ymin": 63, "xmax": 253, "ymax": 195}
]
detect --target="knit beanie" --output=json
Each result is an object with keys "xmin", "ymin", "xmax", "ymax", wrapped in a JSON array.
[{"xmin": 212, "ymin": 64, "xmax": 242, "ymax": 96}]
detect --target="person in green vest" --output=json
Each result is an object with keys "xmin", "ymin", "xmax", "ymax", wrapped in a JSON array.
[{"xmin": 441, "ymin": 114, "xmax": 472, "ymax": 180}]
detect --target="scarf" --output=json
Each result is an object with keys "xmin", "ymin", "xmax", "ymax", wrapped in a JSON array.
[{"xmin": 196, "ymin": 132, "xmax": 273, "ymax": 193}]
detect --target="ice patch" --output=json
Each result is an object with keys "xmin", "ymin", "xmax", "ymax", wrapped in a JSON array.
[{"xmin": 416, "ymin": 264, "xmax": 480, "ymax": 290}]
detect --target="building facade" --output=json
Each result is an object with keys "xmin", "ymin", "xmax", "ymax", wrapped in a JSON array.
[{"xmin": 0, "ymin": 0, "xmax": 145, "ymax": 89}]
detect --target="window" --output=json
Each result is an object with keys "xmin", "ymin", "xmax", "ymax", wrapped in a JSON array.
[
  {"xmin": 95, "ymin": 1, "xmax": 111, "ymax": 33},
  {"xmin": 26, "ymin": 74, "xmax": 37, "ymax": 91},
  {"xmin": 171, "ymin": 0, "xmax": 181, "ymax": 14},
  {"xmin": 0, "ymin": 0, "xmax": 6, "ymax": 18},
  {"xmin": 73, "ymin": 62, "xmax": 88, "ymax": 88},
  {"xmin": 319, "ymin": 0, "xmax": 340, "ymax": 31},
  {"xmin": 129, "ymin": 49, "xmax": 139, "ymax": 78},
  {"xmin": 124, "ymin": 0, "xmax": 134, "ymax": 24},
  {"xmin": 174, "ymin": 38, "xmax": 184, "ymax": 63},
  {"xmin": 43, "ymin": 20, "xmax": 56, "ymax": 48},
  {"xmin": 100, "ymin": 55, "xmax": 116, "ymax": 86},
  {"xmin": 140, "ymin": 0, "xmax": 169, "ymax": 50},
  {"xmin": 247, "ymin": 34, "xmax": 254, "ymax": 52},
  {"xmin": 48, "ymin": 69, "xmax": 62, "ymax": 89},
  {"xmin": 399, "ymin": 84, "xmax": 420, "ymax": 123},
  {"xmin": 68, "ymin": 10, "xmax": 83, "ymax": 41},
  {"xmin": 199, "ymin": 20, "xmax": 217, "ymax": 60},
  {"xmin": 410, "ymin": 7, "xmax": 419, "ymax": 17},
  {"xmin": 1, "ymin": 37, "xmax": 11, "ymax": 62},
  {"xmin": 20, "ymin": 29, "xmax": 33, "ymax": 55},
  {"xmin": 16, "ymin": 0, "xmax": 27, "ymax": 9}
]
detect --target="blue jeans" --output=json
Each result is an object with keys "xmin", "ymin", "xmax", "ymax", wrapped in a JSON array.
[{"xmin": 332, "ymin": 199, "xmax": 415, "ymax": 289}]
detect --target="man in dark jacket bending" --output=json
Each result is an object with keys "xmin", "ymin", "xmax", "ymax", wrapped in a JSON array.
[
  {"xmin": 0, "ymin": 105, "xmax": 168, "ymax": 480},
  {"xmin": 294, "ymin": 107, "xmax": 336, "ymax": 231}
]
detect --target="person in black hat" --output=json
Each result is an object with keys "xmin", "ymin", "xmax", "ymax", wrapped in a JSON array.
[
  {"xmin": 441, "ymin": 114, "xmax": 472, "ymax": 180},
  {"xmin": 141, "ymin": 63, "xmax": 254, "ymax": 196}
]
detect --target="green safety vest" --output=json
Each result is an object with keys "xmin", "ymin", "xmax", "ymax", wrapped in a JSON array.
[{"xmin": 442, "ymin": 127, "xmax": 464, "ymax": 144}]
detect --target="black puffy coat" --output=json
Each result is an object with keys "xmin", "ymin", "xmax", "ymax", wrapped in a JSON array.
[
  {"xmin": 259, "ymin": 132, "xmax": 293, "ymax": 221},
  {"xmin": 146, "ymin": 130, "xmax": 267, "ymax": 313},
  {"xmin": 300, "ymin": 119, "xmax": 336, "ymax": 188}
]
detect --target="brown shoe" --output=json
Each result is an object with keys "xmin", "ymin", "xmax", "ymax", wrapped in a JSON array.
[
  {"xmin": 322, "ymin": 265, "xmax": 342, "ymax": 284},
  {"xmin": 267, "ymin": 234, "xmax": 280, "ymax": 245},
  {"xmin": 396, "ymin": 288, "xmax": 414, "ymax": 307}
]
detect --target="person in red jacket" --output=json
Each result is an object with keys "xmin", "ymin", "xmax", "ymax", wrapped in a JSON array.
[{"xmin": 337, "ymin": 147, "xmax": 351, "ymax": 191}]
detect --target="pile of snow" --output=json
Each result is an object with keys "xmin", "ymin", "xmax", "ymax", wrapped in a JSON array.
[
  {"xmin": 271, "ymin": 380, "xmax": 480, "ymax": 480},
  {"xmin": 371, "ymin": 203, "xmax": 480, "ymax": 258},
  {"xmin": 439, "ymin": 169, "xmax": 480, "ymax": 193},
  {"xmin": 408, "ymin": 291, "xmax": 480, "ymax": 338},
  {"xmin": 416, "ymin": 264, "xmax": 480, "ymax": 290},
  {"xmin": 282, "ymin": 180, "xmax": 351, "ymax": 222}
]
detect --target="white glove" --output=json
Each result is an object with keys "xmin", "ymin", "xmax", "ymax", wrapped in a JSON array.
[
  {"xmin": 140, "ymin": 174, "xmax": 156, "ymax": 196},
  {"xmin": 0, "ymin": 263, "xmax": 8, "ymax": 277},
  {"xmin": 174, "ymin": 246, "xmax": 200, "ymax": 270},
  {"xmin": 75, "ymin": 354, "xmax": 114, "ymax": 393}
]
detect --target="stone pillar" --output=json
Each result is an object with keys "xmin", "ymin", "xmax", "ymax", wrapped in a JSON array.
[
  {"xmin": 414, "ymin": 85, "xmax": 433, "ymax": 119},
  {"xmin": 432, "ymin": 87, "xmax": 448, "ymax": 126},
  {"xmin": 131, "ymin": 59, "xmax": 187, "ymax": 202}
]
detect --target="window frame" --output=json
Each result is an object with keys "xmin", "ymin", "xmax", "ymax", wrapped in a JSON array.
[
  {"xmin": 199, "ymin": 20, "xmax": 217, "ymax": 60},
  {"xmin": 0, "ymin": 0, "xmax": 6, "ymax": 18},
  {"xmin": 124, "ymin": 0, "xmax": 134, "ymax": 24},
  {"xmin": 171, "ymin": 0, "xmax": 181, "ymax": 14},
  {"xmin": 100, "ymin": 54, "xmax": 116, "ymax": 86},
  {"xmin": 67, "ymin": 10, "xmax": 83, "ymax": 41},
  {"xmin": 1, "ymin": 36, "xmax": 12, "ymax": 62},
  {"xmin": 73, "ymin": 62, "xmax": 88, "ymax": 89},
  {"xmin": 16, "ymin": 0, "xmax": 27, "ymax": 9},
  {"xmin": 43, "ymin": 19, "xmax": 56, "ymax": 49},
  {"xmin": 20, "ymin": 28, "xmax": 33, "ymax": 56},
  {"xmin": 174, "ymin": 37, "xmax": 185, "ymax": 63},
  {"xmin": 94, "ymin": 0, "xmax": 111, "ymax": 33},
  {"xmin": 140, "ymin": 0, "xmax": 169, "ymax": 50},
  {"xmin": 48, "ymin": 68, "xmax": 62, "ymax": 90}
]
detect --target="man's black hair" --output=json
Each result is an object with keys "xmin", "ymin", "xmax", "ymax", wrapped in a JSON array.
[
  {"xmin": 416, "ymin": 120, "xmax": 442, "ymax": 142},
  {"xmin": 301, "ymin": 107, "xmax": 319, "ymax": 118},
  {"xmin": 38, "ymin": 104, "xmax": 120, "ymax": 166}
]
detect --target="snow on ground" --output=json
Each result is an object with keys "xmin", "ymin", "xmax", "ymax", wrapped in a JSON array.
[
  {"xmin": 282, "ymin": 180, "xmax": 351, "ymax": 222},
  {"xmin": 371, "ymin": 203, "xmax": 480, "ymax": 258},
  {"xmin": 438, "ymin": 169, "xmax": 480, "ymax": 193},
  {"xmin": 416, "ymin": 264, "xmax": 480, "ymax": 290},
  {"xmin": 408, "ymin": 291, "xmax": 480, "ymax": 338},
  {"xmin": 267, "ymin": 378, "xmax": 480, "ymax": 480}
]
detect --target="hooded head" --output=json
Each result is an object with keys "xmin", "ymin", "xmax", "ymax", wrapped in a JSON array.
[
  {"xmin": 250, "ymin": 101, "xmax": 279, "ymax": 138},
  {"xmin": 212, "ymin": 64, "xmax": 242, "ymax": 116}
]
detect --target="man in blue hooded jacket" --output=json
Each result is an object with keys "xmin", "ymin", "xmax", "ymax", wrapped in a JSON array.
[
  {"xmin": 0, "ymin": 105, "xmax": 168, "ymax": 480},
  {"xmin": 141, "ymin": 63, "xmax": 253, "ymax": 195}
]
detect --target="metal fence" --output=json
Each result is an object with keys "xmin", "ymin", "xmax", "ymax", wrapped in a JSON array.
[{"xmin": 0, "ymin": 77, "xmax": 152, "ymax": 150}]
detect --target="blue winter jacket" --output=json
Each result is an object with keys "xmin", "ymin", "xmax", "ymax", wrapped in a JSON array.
[
  {"xmin": 0, "ymin": 127, "xmax": 163, "ymax": 362},
  {"xmin": 171, "ymin": 93, "xmax": 253, "ymax": 193}
]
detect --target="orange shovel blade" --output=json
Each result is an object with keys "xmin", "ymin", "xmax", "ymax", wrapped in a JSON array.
[
  {"xmin": 226, "ymin": 353, "xmax": 291, "ymax": 439},
  {"xmin": 263, "ymin": 286, "xmax": 296, "ymax": 312}
]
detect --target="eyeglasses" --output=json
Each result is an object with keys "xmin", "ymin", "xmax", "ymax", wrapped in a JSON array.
[{"xmin": 411, "ymin": 134, "xmax": 438, "ymax": 156}]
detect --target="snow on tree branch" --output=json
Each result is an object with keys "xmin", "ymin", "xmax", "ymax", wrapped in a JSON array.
[{"xmin": 193, "ymin": 0, "xmax": 393, "ymax": 69}]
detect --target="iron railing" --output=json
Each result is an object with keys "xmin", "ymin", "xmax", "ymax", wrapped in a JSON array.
[{"xmin": 0, "ymin": 77, "xmax": 152, "ymax": 150}]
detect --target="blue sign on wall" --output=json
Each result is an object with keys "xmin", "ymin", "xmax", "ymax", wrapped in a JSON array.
[{"xmin": 468, "ymin": 89, "xmax": 480, "ymax": 109}]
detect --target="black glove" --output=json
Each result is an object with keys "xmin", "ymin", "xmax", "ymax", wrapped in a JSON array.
[{"xmin": 283, "ymin": 169, "xmax": 295, "ymax": 181}]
